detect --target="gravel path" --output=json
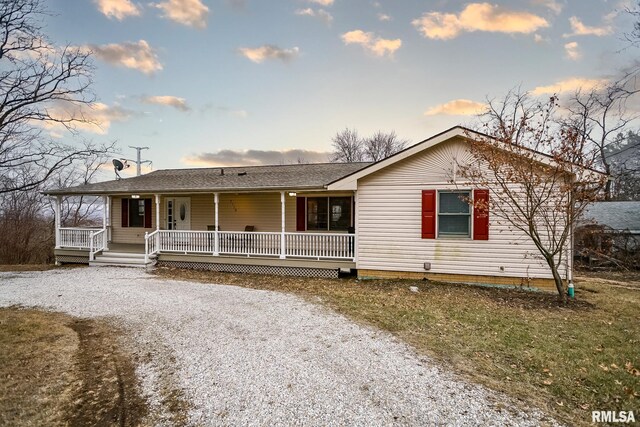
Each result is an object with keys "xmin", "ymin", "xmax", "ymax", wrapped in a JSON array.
[{"xmin": 0, "ymin": 267, "xmax": 557, "ymax": 426}]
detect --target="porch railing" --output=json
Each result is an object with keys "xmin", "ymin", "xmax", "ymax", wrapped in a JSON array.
[
  {"xmin": 59, "ymin": 227, "xmax": 103, "ymax": 249},
  {"xmin": 219, "ymin": 231, "xmax": 281, "ymax": 257},
  {"xmin": 151, "ymin": 230, "xmax": 355, "ymax": 260},
  {"xmin": 89, "ymin": 228, "xmax": 107, "ymax": 261},
  {"xmin": 285, "ymin": 232, "xmax": 354, "ymax": 259},
  {"xmin": 144, "ymin": 229, "xmax": 160, "ymax": 264}
]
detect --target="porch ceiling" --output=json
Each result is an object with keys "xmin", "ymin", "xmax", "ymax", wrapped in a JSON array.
[{"xmin": 44, "ymin": 162, "xmax": 370, "ymax": 196}]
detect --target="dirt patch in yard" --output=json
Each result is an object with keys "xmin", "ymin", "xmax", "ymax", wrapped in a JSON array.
[
  {"xmin": 155, "ymin": 267, "xmax": 640, "ymax": 427},
  {"xmin": 0, "ymin": 307, "xmax": 148, "ymax": 426}
]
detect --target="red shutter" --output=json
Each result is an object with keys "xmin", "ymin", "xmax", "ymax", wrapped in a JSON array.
[
  {"xmin": 421, "ymin": 190, "xmax": 436, "ymax": 239},
  {"xmin": 296, "ymin": 197, "xmax": 306, "ymax": 231},
  {"xmin": 121, "ymin": 198, "xmax": 129, "ymax": 228},
  {"xmin": 473, "ymin": 189, "xmax": 489, "ymax": 240},
  {"xmin": 144, "ymin": 198, "xmax": 152, "ymax": 228}
]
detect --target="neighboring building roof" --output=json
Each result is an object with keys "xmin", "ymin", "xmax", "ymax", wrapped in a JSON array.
[
  {"xmin": 582, "ymin": 201, "xmax": 640, "ymax": 233},
  {"xmin": 45, "ymin": 162, "xmax": 372, "ymax": 195}
]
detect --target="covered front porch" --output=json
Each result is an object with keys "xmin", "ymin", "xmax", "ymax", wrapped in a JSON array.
[{"xmin": 52, "ymin": 190, "xmax": 357, "ymax": 272}]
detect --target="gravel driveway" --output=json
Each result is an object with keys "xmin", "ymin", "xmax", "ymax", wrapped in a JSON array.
[{"xmin": 0, "ymin": 267, "xmax": 556, "ymax": 426}]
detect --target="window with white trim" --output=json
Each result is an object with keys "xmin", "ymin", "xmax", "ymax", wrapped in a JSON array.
[{"xmin": 437, "ymin": 191, "xmax": 471, "ymax": 237}]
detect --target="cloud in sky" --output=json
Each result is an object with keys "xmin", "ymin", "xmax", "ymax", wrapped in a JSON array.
[
  {"xmin": 41, "ymin": 101, "xmax": 134, "ymax": 135},
  {"xmin": 94, "ymin": 0, "xmax": 141, "ymax": 20},
  {"xmin": 140, "ymin": 95, "xmax": 191, "ymax": 111},
  {"xmin": 153, "ymin": 0, "xmax": 209, "ymax": 28},
  {"xmin": 424, "ymin": 99, "xmax": 486, "ymax": 116},
  {"xmin": 564, "ymin": 41, "xmax": 581, "ymax": 60},
  {"xmin": 564, "ymin": 16, "xmax": 613, "ymax": 37},
  {"xmin": 308, "ymin": 0, "xmax": 334, "ymax": 6},
  {"xmin": 531, "ymin": 77, "xmax": 608, "ymax": 94},
  {"xmin": 295, "ymin": 8, "xmax": 333, "ymax": 25},
  {"xmin": 88, "ymin": 40, "xmax": 162, "ymax": 74},
  {"xmin": 377, "ymin": 13, "xmax": 391, "ymax": 22},
  {"xmin": 412, "ymin": 3, "xmax": 549, "ymax": 40},
  {"xmin": 341, "ymin": 30, "xmax": 402, "ymax": 58},
  {"xmin": 531, "ymin": 0, "xmax": 563, "ymax": 15},
  {"xmin": 183, "ymin": 149, "xmax": 330, "ymax": 166},
  {"xmin": 238, "ymin": 45, "xmax": 300, "ymax": 63}
]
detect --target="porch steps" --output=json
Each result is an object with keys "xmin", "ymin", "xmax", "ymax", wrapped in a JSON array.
[{"xmin": 90, "ymin": 251, "xmax": 153, "ymax": 268}]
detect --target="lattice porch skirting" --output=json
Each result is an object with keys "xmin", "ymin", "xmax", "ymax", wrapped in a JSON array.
[
  {"xmin": 56, "ymin": 255, "xmax": 90, "ymax": 264},
  {"xmin": 156, "ymin": 260, "xmax": 340, "ymax": 278}
]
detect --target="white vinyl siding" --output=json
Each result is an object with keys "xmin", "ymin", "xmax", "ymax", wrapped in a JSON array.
[{"xmin": 355, "ymin": 137, "xmax": 563, "ymax": 280}]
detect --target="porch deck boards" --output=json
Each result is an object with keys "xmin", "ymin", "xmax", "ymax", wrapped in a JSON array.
[{"xmin": 106, "ymin": 243, "xmax": 145, "ymax": 253}]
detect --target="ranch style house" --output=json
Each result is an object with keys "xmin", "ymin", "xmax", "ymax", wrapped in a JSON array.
[{"xmin": 45, "ymin": 127, "xmax": 575, "ymax": 291}]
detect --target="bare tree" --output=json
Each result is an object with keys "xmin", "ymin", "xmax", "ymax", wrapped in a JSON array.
[
  {"xmin": 330, "ymin": 128, "xmax": 409, "ymax": 162},
  {"xmin": 363, "ymin": 130, "xmax": 409, "ymax": 162},
  {"xmin": 625, "ymin": 1, "xmax": 640, "ymax": 47},
  {"xmin": 0, "ymin": 0, "xmax": 110, "ymax": 195},
  {"xmin": 605, "ymin": 130, "xmax": 640, "ymax": 200},
  {"xmin": 0, "ymin": 147, "xmax": 113, "ymax": 264},
  {"xmin": 459, "ymin": 91, "xmax": 606, "ymax": 301},
  {"xmin": 52, "ymin": 144, "xmax": 115, "ymax": 227},
  {"xmin": 330, "ymin": 128, "xmax": 364, "ymax": 162},
  {"xmin": 564, "ymin": 73, "xmax": 639, "ymax": 199}
]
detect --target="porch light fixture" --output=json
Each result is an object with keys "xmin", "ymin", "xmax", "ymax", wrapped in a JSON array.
[
  {"xmin": 131, "ymin": 194, "xmax": 140, "ymax": 199},
  {"xmin": 288, "ymin": 192, "xmax": 297, "ymax": 197}
]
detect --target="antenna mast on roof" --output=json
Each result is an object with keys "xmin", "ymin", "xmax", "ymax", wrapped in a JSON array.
[{"xmin": 128, "ymin": 146, "xmax": 152, "ymax": 176}]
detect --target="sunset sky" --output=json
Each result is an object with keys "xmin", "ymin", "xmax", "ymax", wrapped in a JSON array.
[{"xmin": 45, "ymin": 0, "xmax": 637, "ymax": 176}]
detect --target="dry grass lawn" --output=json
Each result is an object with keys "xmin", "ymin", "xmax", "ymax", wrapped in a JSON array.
[
  {"xmin": 155, "ymin": 267, "xmax": 640, "ymax": 427},
  {"xmin": 0, "ymin": 307, "xmax": 148, "ymax": 426}
]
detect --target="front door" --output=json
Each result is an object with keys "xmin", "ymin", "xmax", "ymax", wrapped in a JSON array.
[{"xmin": 167, "ymin": 197, "xmax": 191, "ymax": 230}]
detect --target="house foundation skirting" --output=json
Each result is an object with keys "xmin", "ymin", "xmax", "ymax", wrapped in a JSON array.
[
  {"xmin": 156, "ymin": 260, "xmax": 340, "ymax": 278},
  {"xmin": 357, "ymin": 269, "xmax": 558, "ymax": 292},
  {"xmin": 56, "ymin": 255, "xmax": 90, "ymax": 264}
]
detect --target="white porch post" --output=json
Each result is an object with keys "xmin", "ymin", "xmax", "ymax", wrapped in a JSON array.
[
  {"xmin": 155, "ymin": 194, "xmax": 161, "ymax": 255},
  {"xmin": 280, "ymin": 191, "xmax": 286, "ymax": 259},
  {"xmin": 155, "ymin": 194, "xmax": 160, "ymax": 231},
  {"xmin": 353, "ymin": 191, "xmax": 357, "ymax": 262},
  {"xmin": 106, "ymin": 196, "xmax": 111, "ymax": 243},
  {"xmin": 54, "ymin": 196, "xmax": 61, "ymax": 249},
  {"xmin": 214, "ymin": 193, "xmax": 219, "ymax": 256},
  {"xmin": 102, "ymin": 195, "xmax": 108, "ymax": 250}
]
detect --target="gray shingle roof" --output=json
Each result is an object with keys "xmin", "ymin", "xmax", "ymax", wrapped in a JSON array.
[
  {"xmin": 582, "ymin": 201, "xmax": 640, "ymax": 233},
  {"xmin": 45, "ymin": 162, "xmax": 372, "ymax": 195}
]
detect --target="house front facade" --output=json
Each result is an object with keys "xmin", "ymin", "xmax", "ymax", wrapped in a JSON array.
[{"xmin": 47, "ymin": 127, "xmax": 571, "ymax": 291}]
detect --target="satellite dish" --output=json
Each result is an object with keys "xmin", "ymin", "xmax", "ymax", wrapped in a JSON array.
[{"xmin": 113, "ymin": 159, "xmax": 130, "ymax": 180}]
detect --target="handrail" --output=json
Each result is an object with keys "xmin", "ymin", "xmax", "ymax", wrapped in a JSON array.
[
  {"xmin": 89, "ymin": 228, "xmax": 106, "ymax": 261},
  {"xmin": 145, "ymin": 229, "xmax": 160, "ymax": 264}
]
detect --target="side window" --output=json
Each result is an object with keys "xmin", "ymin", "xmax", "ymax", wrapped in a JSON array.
[
  {"xmin": 438, "ymin": 191, "xmax": 471, "ymax": 237},
  {"xmin": 306, "ymin": 197, "xmax": 352, "ymax": 231},
  {"xmin": 307, "ymin": 198, "xmax": 328, "ymax": 230},
  {"xmin": 329, "ymin": 197, "xmax": 351, "ymax": 231}
]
